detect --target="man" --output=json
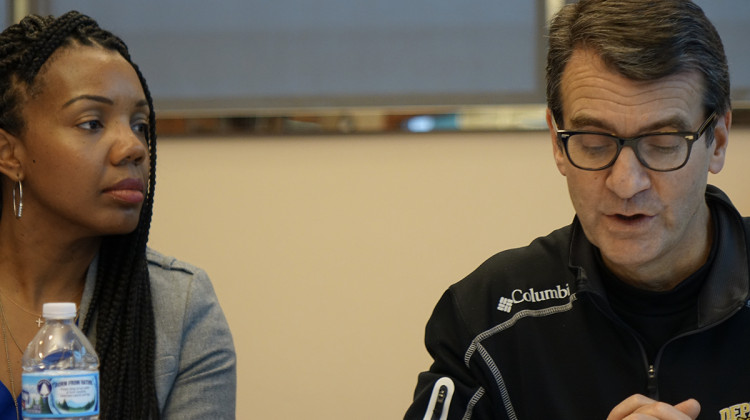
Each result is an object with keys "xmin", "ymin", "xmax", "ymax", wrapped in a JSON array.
[{"xmin": 405, "ymin": 1, "xmax": 747, "ymax": 419}]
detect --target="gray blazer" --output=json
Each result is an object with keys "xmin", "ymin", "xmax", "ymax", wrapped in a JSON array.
[{"xmin": 80, "ymin": 248, "xmax": 237, "ymax": 419}]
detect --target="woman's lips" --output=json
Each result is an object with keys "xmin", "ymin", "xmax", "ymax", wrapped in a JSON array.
[{"xmin": 104, "ymin": 178, "xmax": 145, "ymax": 204}]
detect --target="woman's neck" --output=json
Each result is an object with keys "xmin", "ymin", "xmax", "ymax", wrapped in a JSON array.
[{"xmin": 0, "ymin": 216, "xmax": 99, "ymax": 310}]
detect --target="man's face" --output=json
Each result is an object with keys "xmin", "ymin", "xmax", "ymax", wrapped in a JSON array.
[{"xmin": 547, "ymin": 48, "xmax": 729, "ymax": 290}]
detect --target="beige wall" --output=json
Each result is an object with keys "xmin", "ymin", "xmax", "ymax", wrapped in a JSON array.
[{"xmin": 148, "ymin": 128, "xmax": 750, "ymax": 420}]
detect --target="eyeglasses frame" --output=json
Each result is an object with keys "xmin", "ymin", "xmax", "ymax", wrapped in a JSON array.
[{"xmin": 554, "ymin": 111, "xmax": 718, "ymax": 172}]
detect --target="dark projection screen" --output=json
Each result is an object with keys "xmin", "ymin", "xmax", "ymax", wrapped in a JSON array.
[{"xmin": 34, "ymin": 0, "xmax": 750, "ymax": 115}]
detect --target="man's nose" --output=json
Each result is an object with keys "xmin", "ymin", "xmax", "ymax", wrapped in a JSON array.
[{"xmin": 605, "ymin": 146, "xmax": 651, "ymax": 199}]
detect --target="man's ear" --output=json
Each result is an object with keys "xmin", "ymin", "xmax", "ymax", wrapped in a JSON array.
[
  {"xmin": 708, "ymin": 110, "xmax": 731, "ymax": 175},
  {"xmin": 547, "ymin": 109, "xmax": 567, "ymax": 177},
  {"xmin": 0, "ymin": 128, "xmax": 24, "ymax": 180}
]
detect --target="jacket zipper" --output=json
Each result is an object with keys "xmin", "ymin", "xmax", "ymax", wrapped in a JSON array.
[
  {"xmin": 647, "ymin": 300, "xmax": 748, "ymax": 398},
  {"xmin": 585, "ymin": 290, "xmax": 748, "ymax": 401},
  {"xmin": 586, "ymin": 291, "xmax": 660, "ymax": 398}
]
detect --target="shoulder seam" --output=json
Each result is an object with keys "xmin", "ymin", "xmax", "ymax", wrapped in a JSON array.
[
  {"xmin": 146, "ymin": 252, "xmax": 198, "ymax": 276},
  {"xmin": 464, "ymin": 294, "xmax": 577, "ymax": 366}
]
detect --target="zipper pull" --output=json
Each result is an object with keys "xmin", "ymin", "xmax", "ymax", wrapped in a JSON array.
[
  {"xmin": 431, "ymin": 385, "xmax": 448, "ymax": 420},
  {"xmin": 423, "ymin": 377, "xmax": 455, "ymax": 420},
  {"xmin": 647, "ymin": 364, "xmax": 658, "ymax": 398}
]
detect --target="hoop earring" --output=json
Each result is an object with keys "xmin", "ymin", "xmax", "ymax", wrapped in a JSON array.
[{"xmin": 12, "ymin": 179, "xmax": 22, "ymax": 219}]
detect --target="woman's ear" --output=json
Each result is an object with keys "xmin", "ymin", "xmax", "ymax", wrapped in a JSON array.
[{"xmin": 0, "ymin": 128, "xmax": 24, "ymax": 180}]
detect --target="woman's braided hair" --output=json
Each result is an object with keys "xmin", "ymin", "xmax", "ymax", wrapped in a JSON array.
[{"xmin": 0, "ymin": 11, "xmax": 159, "ymax": 419}]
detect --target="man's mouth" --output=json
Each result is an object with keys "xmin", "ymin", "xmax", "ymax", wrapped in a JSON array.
[{"xmin": 616, "ymin": 214, "xmax": 645, "ymax": 221}]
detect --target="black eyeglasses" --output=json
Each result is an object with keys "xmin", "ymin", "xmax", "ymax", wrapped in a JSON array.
[{"xmin": 554, "ymin": 112, "xmax": 717, "ymax": 172}]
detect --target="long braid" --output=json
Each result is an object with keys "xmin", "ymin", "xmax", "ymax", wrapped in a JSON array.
[{"xmin": 0, "ymin": 11, "xmax": 160, "ymax": 419}]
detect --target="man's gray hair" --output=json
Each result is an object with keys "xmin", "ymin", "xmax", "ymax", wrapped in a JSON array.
[{"xmin": 546, "ymin": 0, "xmax": 730, "ymax": 127}]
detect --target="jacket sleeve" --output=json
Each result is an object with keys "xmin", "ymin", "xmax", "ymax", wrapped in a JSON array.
[
  {"xmin": 404, "ymin": 289, "xmax": 505, "ymax": 420},
  {"xmin": 158, "ymin": 267, "xmax": 237, "ymax": 419}
]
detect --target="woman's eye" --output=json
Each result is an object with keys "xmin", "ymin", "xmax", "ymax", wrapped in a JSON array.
[
  {"xmin": 78, "ymin": 120, "xmax": 103, "ymax": 130},
  {"xmin": 132, "ymin": 122, "xmax": 149, "ymax": 135}
]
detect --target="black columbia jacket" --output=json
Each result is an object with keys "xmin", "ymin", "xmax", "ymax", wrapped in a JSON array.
[{"xmin": 405, "ymin": 185, "xmax": 750, "ymax": 420}]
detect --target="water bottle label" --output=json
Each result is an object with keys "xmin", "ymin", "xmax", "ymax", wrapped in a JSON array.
[{"xmin": 21, "ymin": 372, "xmax": 99, "ymax": 418}]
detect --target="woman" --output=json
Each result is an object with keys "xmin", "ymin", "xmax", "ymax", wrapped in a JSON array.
[{"xmin": 0, "ymin": 11, "xmax": 236, "ymax": 419}]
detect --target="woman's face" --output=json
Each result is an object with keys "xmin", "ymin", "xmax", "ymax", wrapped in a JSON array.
[{"xmin": 14, "ymin": 44, "xmax": 150, "ymax": 237}]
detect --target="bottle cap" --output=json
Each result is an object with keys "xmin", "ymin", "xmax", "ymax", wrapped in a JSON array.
[{"xmin": 42, "ymin": 302, "xmax": 77, "ymax": 319}]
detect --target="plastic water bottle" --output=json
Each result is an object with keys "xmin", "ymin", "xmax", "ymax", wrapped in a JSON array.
[{"xmin": 21, "ymin": 302, "xmax": 99, "ymax": 419}]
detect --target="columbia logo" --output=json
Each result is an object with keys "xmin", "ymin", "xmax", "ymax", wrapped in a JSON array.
[
  {"xmin": 496, "ymin": 297, "xmax": 513, "ymax": 313},
  {"xmin": 496, "ymin": 284, "xmax": 571, "ymax": 313}
]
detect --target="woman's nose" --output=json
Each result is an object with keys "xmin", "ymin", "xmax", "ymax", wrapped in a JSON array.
[{"xmin": 111, "ymin": 123, "xmax": 148, "ymax": 165}]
